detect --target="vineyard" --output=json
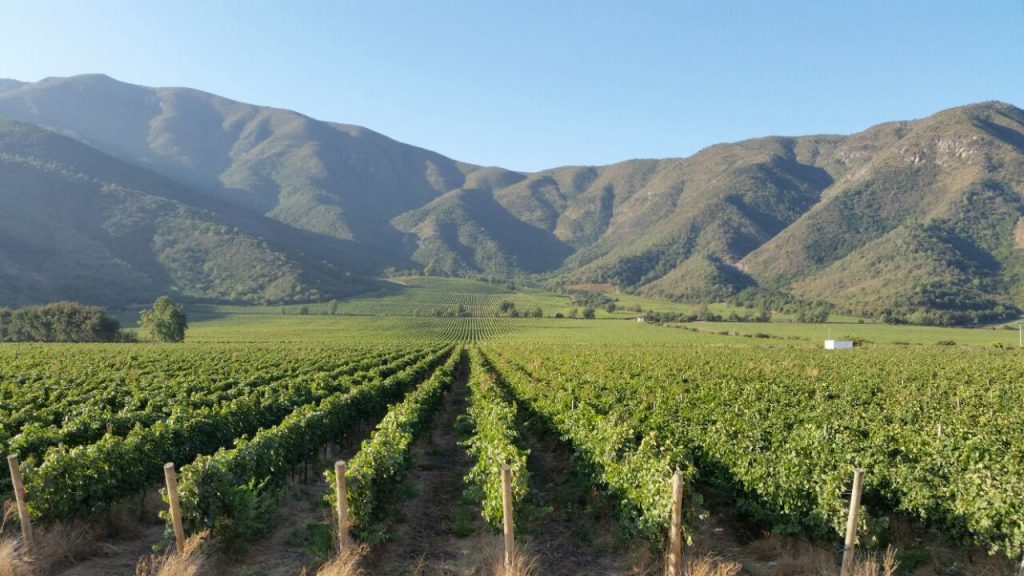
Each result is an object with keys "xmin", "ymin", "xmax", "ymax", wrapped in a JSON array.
[{"xmin": 2, "ymin": 282, "xmax": 1023, "ymax": 575}]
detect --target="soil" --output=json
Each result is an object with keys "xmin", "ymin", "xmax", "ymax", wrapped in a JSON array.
[
  {"xmin": 514, "ymin": 416, "xmax": 656, "ymax": 576},
  {"xmin": 212, "ymin": 428, "xmax": 373, "ymax": 576},
  {"xmin": 360, "ymin": 354, "xmax": 495, "ymax": 576},
  {"xmin": 213, "ymin": 469, "xmax": 337, "ymax": 576}
]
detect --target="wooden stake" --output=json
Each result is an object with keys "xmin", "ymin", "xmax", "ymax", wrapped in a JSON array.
[
  {"xmin": 335, "ymin": 461, "xmax": 350, "ymax": 554},
  {"xmin": 163, "ymin": 462, "xmax": 186, "ymax": 554},
  {"xmin": 841, "ymin": 468, "xmax": 865, "ymax": 576},
  {"xmin": 7, "ymin": 455, "xmax": 32, "ymax": 548},
  {"xmin": 668, "ymin": 469, "xmax": 684, "ymax": 576},
  {"xmin": 502, "ymin": 464, "xmax": 515, "ymax": 569}
]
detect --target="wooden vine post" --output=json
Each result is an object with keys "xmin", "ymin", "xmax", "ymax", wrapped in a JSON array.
[
  {"xmin": 7, "ymin": 454, "xmax": 33, "ymax": 548},
  {"xmin": 668, "ymin": 469, "xmax": 684, "ymax": 576},
  {"xmin": 502, "ymin": 464, "xmax": 515, "ymax": 569},
  {"xmin": 335, "ymin": 460, "xmax": 350, "ymax": 554},
  {"xmin": 163, "ymin": 462, "xmax": 186, "ymax": 554},
  {"xmin": 841, "ymin": 468, "xmax": 866, "ymax": 576}
]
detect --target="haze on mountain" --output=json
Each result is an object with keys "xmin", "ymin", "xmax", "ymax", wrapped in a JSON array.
[{"xmin": 0, "ymin": 74, "xmax": 1022, "ymax": 325}]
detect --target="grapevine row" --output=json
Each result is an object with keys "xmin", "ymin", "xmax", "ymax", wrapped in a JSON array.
[
  {"xmin": 483, "ymin": 348, "xmax": 700, "ymax": 544},
  {"xmin": 177, "ymin": 346, "xmax": 458, "ymax": 541},
  {"xmin": 490, "ymin": 343, "xmax": 1024, "ymax": 553},
  {"xmin": 461, "ymin": 347, "xmax": 530, "ymax": 528},
  {"xmin": 6, "ymin": 347, "xmax": 417, "ymax": 467},
  {"xmin": 327, "ymin": 347, "xmax": 463, "ymax": 537},
  {"xmin": 20, "ymin": 347, "xmax": 439, "ymax": 519}
]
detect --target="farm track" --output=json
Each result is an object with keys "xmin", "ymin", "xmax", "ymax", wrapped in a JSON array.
[{"xmin": 361, "ymin": 354, "xmax": 496, "ymax": 576}]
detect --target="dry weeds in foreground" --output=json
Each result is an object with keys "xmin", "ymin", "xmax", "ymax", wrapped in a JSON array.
[
  {"xmin": 491, "ymin": 546, "xmax": 540, "ymax": 576},
  {"xmin": 679, "ymin": 552, "xmax": 744, "ymax": 576},
  {"xmin": 134, "ymin": 532, "xmax": 206, "ymax": 576},
  {"xmin": 1, "ymin": 500, "xmax": 94, "ymax": 576},
  {"xmin": 0, "ymin": 537, "xmax": 34, "ymax": 576},
  {"xmin": 308, "ymin": 545, "xmax": 367, "ymax": 576},
  {"xmin": 745, "ymin": 535, "xmax": 899, "ymax": 576}
]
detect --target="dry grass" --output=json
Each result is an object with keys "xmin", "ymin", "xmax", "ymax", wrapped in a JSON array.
[
  {"xmin": 745, "ymin": 535, "xmax": 835, "ymax": 575},
  {"xmin": 492, "ymin": 546, "xmax": 540, "ymax": 576},
  {"xmin": 134, "ymin": 532, "xmax": 206, "ymax": 576},
  {"xmin": 0, "ymin": 537, "xmax": 35, "ymax": 576},
  {"xmin": 311, "ymin": 546, "xmax": 367, "ymax": 576},
  {"xmin": 31, "ymin": 521, "xmax": 93, "ymax": 571},
  {"xmin": 744, "ymin": 535, "xmax": 899, "ymax": 576},
  {"xmin": 0, "ymin": 501, "xmax": 92, "ymax": 576},
  {"xmin": 679, "ymin": 552, "xmax": 744, "ymax": 576},
  {"xmin": 847, "ymin": 547, "xmax": 899, "ymax": 576}
]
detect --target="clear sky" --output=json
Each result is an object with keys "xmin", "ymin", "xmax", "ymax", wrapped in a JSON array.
[{"xmin": 1, "ymin": 0, "xmax": 1021, "ymax": 171}]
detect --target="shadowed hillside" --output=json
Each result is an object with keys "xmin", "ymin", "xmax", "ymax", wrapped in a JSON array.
[{"xmin": 0, "ymin": 118, "xmax": 371, "ymax": 306}]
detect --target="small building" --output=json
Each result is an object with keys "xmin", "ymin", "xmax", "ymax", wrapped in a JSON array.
[
  {"xmin": 824, "ymin": 339, "xmax": 853, "ymax": 350},
  {"xmin": 636, "ymin": 316, "xmax": 646, "ymax": 323}
]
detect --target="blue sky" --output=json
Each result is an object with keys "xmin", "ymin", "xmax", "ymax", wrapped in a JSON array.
[{"xmin": 1, "ymin": 0, "xmax": 1021, "ymax": 171}]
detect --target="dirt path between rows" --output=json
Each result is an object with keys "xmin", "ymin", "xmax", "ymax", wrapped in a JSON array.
[
  {"xmin": 361, "ymin": 353, "xmax": 497, "ymax": 576},
  {"xmin": 213, "ymin": 425, "xmax": 373, "ymax": 576},
  {"xmin": 514, "ymin": 413, "xmax": 658, "ymax": 576}
]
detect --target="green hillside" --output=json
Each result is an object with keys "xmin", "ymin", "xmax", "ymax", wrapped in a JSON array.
[
  {"xmin": 0, "ymin": 74, "xmax": 473, "ymax": 263},
  {"xmin": 0, "ymin": 75, "xmax": 1022, "ymax": 324},
  {"xmin": 0, "ymin": 119, "xmax": 355, "ymax": 306},
  {"xmin": 742, "ymin": 103, "xmax": 1024, "ymax": 324}
]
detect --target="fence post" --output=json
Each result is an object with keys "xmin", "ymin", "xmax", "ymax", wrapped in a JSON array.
[
  {"xmin": 502, "ymin": 464, "xmax": 515, "ymax": 569},
  {"xmin": 7, "ymin": 455, "xmax": 33, "ymax": 548},
  {"xmin": 163, "ymin": 463, "xmax": 186, "ymax": 554},
  {"xmin": 668, "ymin": 469, "xmax": 684, "ymax": 576},
  {"xmin": 841, "ymin": 468, "xmax": 865, "ymax": 576},
  {"xmin": 335, "ymin": 460, "xmax": 350, "ymax": 555}
]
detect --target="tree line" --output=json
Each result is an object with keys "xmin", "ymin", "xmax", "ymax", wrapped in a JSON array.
[{"xmin": 0, "ymin": 296, "xmax": 187, "ymax": 343}]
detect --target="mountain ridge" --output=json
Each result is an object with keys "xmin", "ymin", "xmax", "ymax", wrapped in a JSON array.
[{"xmin": 0, "ymin": 74, "xmax": 1021, "ymax": 324}]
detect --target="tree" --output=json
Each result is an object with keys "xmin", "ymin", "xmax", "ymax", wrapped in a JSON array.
[
  {"xmin": 7, "ymin": 302, "xmax": 121, "ymax": 342},
  {"xmin": 498, "ymin": 300, "xmax": 517, "ymax": 317},
  {"xmin": 0, "ymin": 307, "xmax": 10, "ymax": 341},
  {"xmin": 582, "ymin": 307, "xmax": 596, "ymax": 319},
  {"xmin": 140, "ymin": 296, "xmax": 188, "ymax": 342}
]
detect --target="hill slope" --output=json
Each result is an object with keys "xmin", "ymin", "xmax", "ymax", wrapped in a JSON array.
[
  {"xmin": 741, "ymin": 102, "xmax": 1024, "ymax": 323},
  {"xmin": 0, "ymin": 75, "xmax": 1022, "ymax": 323},
  {"xmin": 0, "ymin": 118, "xmax": 363, "ymax": 306},
  {"xmin": 0, "ymin": 74, "xmax": 479, "ymax": 261}
]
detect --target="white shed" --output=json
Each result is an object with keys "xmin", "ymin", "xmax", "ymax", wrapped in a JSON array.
[{"xmin": 824, "ymin": 339, "xmax": 853, "ymax": 350}]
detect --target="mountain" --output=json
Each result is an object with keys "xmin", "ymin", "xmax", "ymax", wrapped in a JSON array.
[
  {"xmin": 0, "ymin": 74, "xmax": 473, "ymax": 256},
  {"xmin": 0, "ymin": 80, "xmax": 24, "ymax": 94},
  {"xmin": 0, "ymin": 74, "xmax": 1021, "ymax": 324},
  {"xmin": 740, "ymin": 103, "xmax": 1024, "ymax": 323},
  {"xmin": 0, "ymin": 118, "xmax": 369, "ymax": 307}
]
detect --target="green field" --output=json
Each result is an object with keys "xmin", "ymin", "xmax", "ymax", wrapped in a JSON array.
[
  {"xmin": 4, "ymin": 276, "xmax": 1023, "ymax": 574},
  {"xmin": 181, "ymin": 276, "xmax": 1023, "ymax": 349}
]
